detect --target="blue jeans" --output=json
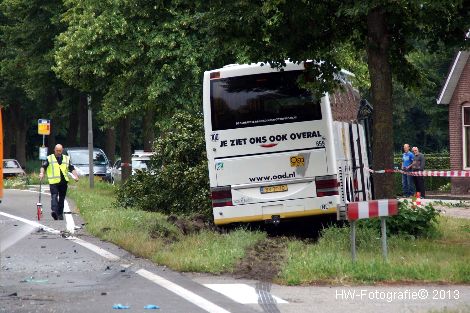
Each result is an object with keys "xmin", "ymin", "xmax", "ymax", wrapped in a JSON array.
[{"xmin": 402, "ymin": 170, "xmax": 415, "ymax": 197}]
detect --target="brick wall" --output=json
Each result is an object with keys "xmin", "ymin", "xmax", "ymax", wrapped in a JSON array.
[
  {"xmin": 329, "ymin": 83, "xmax": 361, "ymax": 121},
  {"xmin": 449, "ymin": 58, "xmax": 470, "ymax": 194}
]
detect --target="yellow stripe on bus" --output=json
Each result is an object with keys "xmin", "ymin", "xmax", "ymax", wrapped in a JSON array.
[{"xmin": 214, "ymin": 207, "xmax": 337, "ymax": 225}]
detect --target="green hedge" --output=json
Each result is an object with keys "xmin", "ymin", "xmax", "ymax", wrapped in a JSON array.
[
  {"xmin": 393, "ymin": 153, "xmax": 450, "ymax": 194},
  {"xmin": 117, "ymin": 111, "xmax": 212, "ymax": 217}
]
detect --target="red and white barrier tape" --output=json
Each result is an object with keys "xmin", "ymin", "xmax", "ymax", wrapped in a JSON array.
[
  {"xmin": 365, "ymin": 167, "xmax": 470, "ymax": 177},
  {"xmin": 406, "ymin": 170, "xmax": 470, "ymax": 177}
]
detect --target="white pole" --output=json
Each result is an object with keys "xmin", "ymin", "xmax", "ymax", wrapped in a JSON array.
[
  {"xmin": 351, "ymin": 221, "xmax": 356, "ymax": 262},
  {"xmin": 381, "ymin": 217, "xmax": 387, "ymax": 261},
  {"xmin": 87, "ymin": 95, "xmax": 94, "ymax": 189}
]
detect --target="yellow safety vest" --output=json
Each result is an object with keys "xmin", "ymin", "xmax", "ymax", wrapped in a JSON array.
[{"xmin": 46, "ymin": 154, "xmax": 70, "ymax": 185}]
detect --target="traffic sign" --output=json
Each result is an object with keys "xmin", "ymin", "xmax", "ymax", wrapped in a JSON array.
[
  {"xmin": 39, "ymin": 147, "xmax": 48, "ymax": 160},
  {"xmin": 38, "ymin": 119, "xmax": 50, "ymax": 135}
]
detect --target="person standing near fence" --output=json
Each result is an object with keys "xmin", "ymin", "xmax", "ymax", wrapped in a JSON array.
[
  {"xmin": 411, "ymin": 146, "xmax": 426, "ymax": 198},
  {"xmin": 401, "ymin": 143, "xmax": 415, "ymax": 197}
]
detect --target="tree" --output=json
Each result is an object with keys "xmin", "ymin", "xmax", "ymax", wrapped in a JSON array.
[
  {"xmin": 0, "ymin": 0, "xmax": 75, "ymax": 163},
  {"xmin": 393, "ymin": 47, "xmax": 455, "ymax": 153},
  {"xmin": 53, "ymin": 1, "xmax": 234, "ymax": 180},
  {"xmin": 200, "ymin": 1, "xmax": 469, "ymax": 197}
]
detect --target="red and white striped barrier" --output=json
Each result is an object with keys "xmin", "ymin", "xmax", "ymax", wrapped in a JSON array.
[
  {"xmin": 412, "ymin": 192, "xmax": 422, "ymax": 207},
  {"xmin": 347, "ymin": 199, "xmax": 398, "ymax": 221},
  {"xmin": 406, "ymin": 170, "xmax": 470, "ymax": 177},
  {"xmin": 365, "ymin": 167, "xmax": 470, "ymax": 177}
]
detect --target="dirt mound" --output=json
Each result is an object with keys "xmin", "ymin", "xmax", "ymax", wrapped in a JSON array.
[
  {"xmin": 167, "ymin": 214, "xmax": 213, "ymax": 235},
  {"xmin": 233, "ymin": 238, "xmax": 286, "ymax": 282}
]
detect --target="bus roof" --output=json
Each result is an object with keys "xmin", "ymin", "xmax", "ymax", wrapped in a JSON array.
[{"xmin": 206, "ymin": 61, "xmax": 355, "ymax": 81}]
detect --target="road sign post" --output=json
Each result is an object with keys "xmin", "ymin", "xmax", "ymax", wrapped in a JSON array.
[
  {"xmin": 87, "ymin": 95, "xmax": 94, "ymax": 189},
  {"xmin": 38, "ymin": 119, "xmax": 50, "ymax": 160}
]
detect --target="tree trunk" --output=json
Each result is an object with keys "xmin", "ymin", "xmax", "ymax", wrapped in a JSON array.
[
  {"xmin": 143, "ymin": 108, "xmax": 155, "ymax": 151},
  {"xmin": 66, "ymin": 94, "xmax": 79, "ymax": 146},
  {"xmin": 104, "ymin": 127, "xmax": 116, "ymax": 164},
  {"xmin": 46, "ymin": 89, "xmax": 58, "ymax": 152},
  {"xmin": 10, "ymin": 103, "xmax": 27, "ymax": 167},
  {"xmin": 15, "ymin": 124, "xmax": 27, "ymax": 168},
  {"xmin": 366, "ymin": 7, "xmax": 394, "ymax": 199},
  {"xmin": 79, "ymin": 93, "xmax": 88, "ymax": 147},
  {"xmin": 120, "ymin": 116, "xmax": 132, "ymax": 182},
  {"xmin": 47, "ymin": 119, "xmax": 57, "ymax": 153},
  {"xmin": 3, "ymin": 107, "xmax": 13, "ymax": 158}
]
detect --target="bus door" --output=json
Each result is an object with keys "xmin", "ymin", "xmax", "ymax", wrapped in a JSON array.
[
  {"xmin": 333, "ymin": 121, "xmax": 354, "ymax": 204},
  {"xmin": 334, "ymin": 121, "xmax": 372, "ymax": 203}
]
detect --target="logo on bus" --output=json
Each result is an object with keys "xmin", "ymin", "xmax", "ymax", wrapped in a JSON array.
[
  {"xmin": 290, "ymin": 155, "xmax": 305, "ymax": 167},
  {"xmin": 215, "ymin": 162, "xmax": 224, "ymax": 171}
]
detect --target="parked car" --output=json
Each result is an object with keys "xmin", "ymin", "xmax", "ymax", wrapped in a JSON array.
[
  {"xmin": 64, "ymin": 147, "xmax": 111, "ymax": 182},
  {"xmin": 110, "ymin": 152, "xmax": 154, "ymax": 184},
  {"xmin": 3, "ymin": 159, "xmax": 26, "ymax": 178},
  {"xmin": 132, "ymin": 150, "xmax": 154, "ymax": 158}
]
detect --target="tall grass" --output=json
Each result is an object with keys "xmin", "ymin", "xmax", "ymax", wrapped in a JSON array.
[
  {"xmin": 279, "ymin": 218, "xmax": 470, "ymax": 285},
  {"xmin": 153, "ymin": 229, "xmax": 265, "ymax": 273},
  {"xmin": 25, "ymin": 159, "xmax": 42, "ymax": 174},
  {"xmin": 68, "ymin": 180, "xmax": 265, "ymax": 273},
  {"xmin": 68, "ymin": 180, "xmax": 470, "ymax": 284}
]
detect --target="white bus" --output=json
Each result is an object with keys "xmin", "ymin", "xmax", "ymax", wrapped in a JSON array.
[{"xmin": 203, "ymin": 61, "xmax": 372, "ymax": 225}]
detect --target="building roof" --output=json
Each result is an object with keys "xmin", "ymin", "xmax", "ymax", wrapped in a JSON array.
[{"xmin": 437, "ymin": 51, "xmax": 470, "ymax": 104}]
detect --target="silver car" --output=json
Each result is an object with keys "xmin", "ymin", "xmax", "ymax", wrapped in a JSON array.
[
  {"xmin": 3, "ymin": 159, "xmax": 26, "ymax": 178},
  {"xmin": 110, "ymin": 155, "xmax": 153, "ymax": 184}
]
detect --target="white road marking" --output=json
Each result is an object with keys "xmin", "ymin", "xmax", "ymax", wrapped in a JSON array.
[
  {"xmin": 66, "ymin": 236, "xmax": 120, "ymax": 261},
  {"xmin": 0, "ymin": 223, "xmax": 37, "ymax": 253},
  {"xmin": 204, "ymin": 284, "xmax": 288, "ymax": 304},
  {"xmin": 4, "ymin": 190, "xmax": 235, "ymax": 313},
  {"xmin": 137, "ymin": 269, "xmax": 231, "ymax": 313},
  {"xmin": 0, "ymin": 211, "xmax": 120, "ymax": 261},
  {"xmin": 63, "ymin": 200, "xmax": 75, "ymax": 233},
  {"xmin": 0, "ymin": 211, "xmax": 60, "ymax": 234},
  {"xmin": 19, "ymin": 188, "xmax": 75, "ymax": 234}
]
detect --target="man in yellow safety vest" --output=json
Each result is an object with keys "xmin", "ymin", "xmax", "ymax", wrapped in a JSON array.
[{"xmin": 39, "ymin": 144, "xmax": 79, "ymax": 220}]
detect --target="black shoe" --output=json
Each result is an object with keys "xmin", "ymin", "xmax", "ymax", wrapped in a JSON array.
[
  {"xmin": 58, "ymin": 214, "xmax": 64, "ymax": 220},
  {"xmin": 51, "ymin": 211, "xmax": 58, "ymax": 220}
]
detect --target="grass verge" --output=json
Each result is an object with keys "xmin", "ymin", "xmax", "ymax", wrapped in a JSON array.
[
  {"xmin": 67, "ymin": 180, "xmax": 265, "ymax": 274},
  {"xmin": 279, "ymin": 217, "xmax": 470, "ymax": 285},
  {"xmin": 68, "ymin": 180, "xmax": 470, "ymax": 285}
]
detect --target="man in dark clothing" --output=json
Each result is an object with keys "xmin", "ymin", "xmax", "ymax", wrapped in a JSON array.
[
  {"xmin": 39, "ymin": 144, "xmax": 79, "ymax": 220},
  {"xmin": 411, "ymin": 146, "xmax": 426, "ymax": 198}
]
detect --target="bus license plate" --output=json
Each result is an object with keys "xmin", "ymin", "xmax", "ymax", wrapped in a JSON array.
[{"xmin": 260, "ymin": 185, "xmax": 288, "ymax": 194}]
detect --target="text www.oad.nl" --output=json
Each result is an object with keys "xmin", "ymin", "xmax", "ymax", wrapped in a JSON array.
[{"xmin": 249, "ymin": 171, "xmax": 296, "ymax": 182}]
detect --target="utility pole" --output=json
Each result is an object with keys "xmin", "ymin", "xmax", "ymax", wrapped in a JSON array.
[{"xmin": 87, "ymin": 95, "xmax": 94, "ymax": 189}]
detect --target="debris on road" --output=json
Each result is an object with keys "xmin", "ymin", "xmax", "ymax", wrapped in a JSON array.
[
  {"xmin": 20, "ymin": 277, "xmax": 48, "ymax": 284},
  {"xmin": 112, "ymin": 304, "xmax": 130, "ymax": 309},
  {"xmin": 144, "ymin": 304, "xmax": 160, "ymax": 309}
]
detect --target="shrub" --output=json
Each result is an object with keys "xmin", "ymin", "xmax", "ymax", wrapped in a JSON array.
[
  {"xmin": 117, "ymin": 111, "xmax": 212, "ymax": 217},
  {"xmin": 358, "ymin": 199, "xmax": 440, "ymax": 238},
  {"xmin": 437, "ymin": 182, "xmax": 451, "ymax": 192}
]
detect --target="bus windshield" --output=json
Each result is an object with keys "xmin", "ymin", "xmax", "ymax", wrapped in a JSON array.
[{"xmin": 210, "ymin": 70, "xmax": 322, "ymax": 131}]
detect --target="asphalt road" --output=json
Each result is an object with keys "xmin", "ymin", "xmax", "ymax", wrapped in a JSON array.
[
  {"xmin": 0, "ymin": 189, "xmax": 257, "ymax": 313},
  {"xmin": 1, "ymin": 189, "xmax": 469, "ymax": 313}
]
